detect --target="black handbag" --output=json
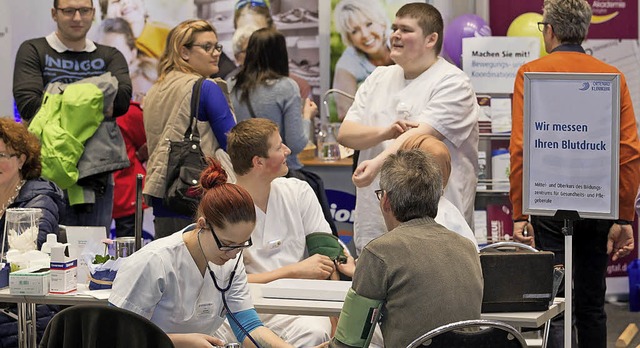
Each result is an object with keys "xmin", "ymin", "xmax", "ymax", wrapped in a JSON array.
[{"xmin": 163, "ymin": 77, "xmax": 208, "ymax": 216}]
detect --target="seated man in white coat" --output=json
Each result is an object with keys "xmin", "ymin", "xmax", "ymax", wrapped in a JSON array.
[
  {"xmin": 216, "ymin": 118, "xmax": 333, "ymax": 346},
  {"xmin": 401, "ymin": 134, "xmax": 477, "ymax": 248}
]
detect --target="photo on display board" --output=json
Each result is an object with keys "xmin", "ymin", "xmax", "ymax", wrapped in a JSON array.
[
  {"xmin": 90, "ymin": 0, "xmax": 321, "ymax": 106},
  {"xmin": 329, "ymin": 0, "xmax": 418, "ymax": 121},
  {"xmin": 90, "ymin": 0, "xmax": 190, "ymax": 102},
  {"xmin": 197, "ymin": 0, "xmax": 321, "ymax": 103}
]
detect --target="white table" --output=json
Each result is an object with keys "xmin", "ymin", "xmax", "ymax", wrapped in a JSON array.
[
  {"xmin": 250, "ymin": 282, "xmax": 564, "ymax": 348},
  {"xmin": 1, "ymin": 283, "xmax": 565, "ymax": 348}
]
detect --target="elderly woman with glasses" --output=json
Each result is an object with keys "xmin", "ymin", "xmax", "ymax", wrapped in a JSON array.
[
  {"xmin": 143, "ymin": 19, "xmax": 237, "ymax": 239},
  {"xmin": 0, "ymin": 118, "xmax": 65, "ymax": 250},
  {"xmin": 111, "ymin": 159, "xmax": 302, "ymax": 348}
]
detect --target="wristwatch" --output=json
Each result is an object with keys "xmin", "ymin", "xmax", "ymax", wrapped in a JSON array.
[{"xmin": 614, "ymin": 219, "xmax": 632, "ymax": 225}]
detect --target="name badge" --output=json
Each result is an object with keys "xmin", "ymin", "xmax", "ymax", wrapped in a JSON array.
[
  {"xmin": 196, "ymin": 303, "xmax": 215, "ymax": 318},
  {"xmin": 268, "ymin": 239, "xmax": 282, "ymax": 249}
]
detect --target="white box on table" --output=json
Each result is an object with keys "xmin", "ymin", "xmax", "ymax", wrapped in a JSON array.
[
  {"xmin": 9, "ymin": 267, "xmax": 50, "ymax": 295},
  {"xmin": 50, "ymin": 244, "xmax": 77, "ymax": 294}
]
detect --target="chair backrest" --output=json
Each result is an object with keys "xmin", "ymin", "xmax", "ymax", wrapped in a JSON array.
[
  {"xmin": 39, "ymin": 304, "xmax": 174, "ymax": 348},
  {"xmin": 406, "ymin": 319, "xmax": 528, "ymax": 348}
]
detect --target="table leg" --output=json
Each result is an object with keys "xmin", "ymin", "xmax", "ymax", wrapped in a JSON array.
[
  {"xmin": 541, "ymin": 319, "xmax": 551, "ymax": 348},
  {"xmin": 17, "ymin": 302, "xmax": 27, "ymax": 348},
  {"xmin": 28, "ymin": 303, "xmax": 37, "ymax": 348}
]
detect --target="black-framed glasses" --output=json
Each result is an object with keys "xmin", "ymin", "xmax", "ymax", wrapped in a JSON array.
[
  {"xmin": 208, "ymin": 223, "xmax": 252, "ymax": 251},
  {"xmin": 537, "ymin": 22, "xmax": 549, "ymax": 32},
  {"xmin": 375, "ymin": 189, "xmax": 384, "ymax": 201},
  {"xmin": 56, "ymin": 7, "xmax": 94, "ymax": 17},
  {"xmin": 189, "ymin": 43, "xmax": 223, "ymax": 54},
  {"xmin": 0, "ymin": 152, "xmax": 17, "ymax": 161}
]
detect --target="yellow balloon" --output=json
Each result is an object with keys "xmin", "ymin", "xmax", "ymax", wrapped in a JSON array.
[{"xmin": 507, "ymin": 12, "xmax": 547, "ymax": 58}]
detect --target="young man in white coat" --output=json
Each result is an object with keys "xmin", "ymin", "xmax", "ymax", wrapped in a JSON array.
[
  {"xmin": 337, "ymin": 2, "xmax": 480, "ymax": 255},
  {"xmin": 216, "ymin": 118, "xmax": 334, "ymax": 346}
]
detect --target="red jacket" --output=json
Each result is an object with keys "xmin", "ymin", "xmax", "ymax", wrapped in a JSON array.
[
  {"xmin": 113, "ymin": 102, "xmax": 148, "ymax": 218},
  {"xmin": 510, "ymin": 51, "xmax": 640, "ymax": 221}
]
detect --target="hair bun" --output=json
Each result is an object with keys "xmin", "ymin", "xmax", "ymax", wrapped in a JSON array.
[{"xmin": 199, "ymin": 157, "xmax": 228, "ymax": 190}]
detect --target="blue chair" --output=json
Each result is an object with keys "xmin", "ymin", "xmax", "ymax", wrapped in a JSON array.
[{"xmin": 406, "ymin": 319, "xmax": 528, "ymax": 348}]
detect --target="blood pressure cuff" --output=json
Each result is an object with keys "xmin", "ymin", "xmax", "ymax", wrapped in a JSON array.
[
  {"xmin": 306, "ymin": 232, "xmax": 347, "ymax": 263},
  {"xmin": 334, "ymin": 288, "xmax": 383, "ymax": 347}
]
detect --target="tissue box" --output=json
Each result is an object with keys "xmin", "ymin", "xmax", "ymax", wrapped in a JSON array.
[
  {"xmin": 50, "ymin": 244, "xmax": 77, "ymax": 294},
  {"xmin": 9, "ymin": 267, "xmax": 50, "ymax": 295}
]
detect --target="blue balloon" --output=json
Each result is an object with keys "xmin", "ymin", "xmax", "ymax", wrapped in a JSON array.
[{"xmin": 443, "ymin": 14, "xmax": 491, "ymax": 67}]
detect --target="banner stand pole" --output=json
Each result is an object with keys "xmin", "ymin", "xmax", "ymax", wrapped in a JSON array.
[{"xmin": 562, "ymin": 218, "xmax": 573, "ymax": 348}]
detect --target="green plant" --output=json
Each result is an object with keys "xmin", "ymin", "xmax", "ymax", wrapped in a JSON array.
[{"xmin": 92, "ymin": 239, "xmax": 115, "ymax": 264}]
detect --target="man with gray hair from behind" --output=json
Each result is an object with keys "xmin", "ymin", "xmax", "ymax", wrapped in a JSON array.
[
  {"xmin": 329, "ymin": 149, "xmax": 483, "ymax": 348},
  {"xmin": 510, "ymin": 1, "xmax": 640, "ymax": 347}
]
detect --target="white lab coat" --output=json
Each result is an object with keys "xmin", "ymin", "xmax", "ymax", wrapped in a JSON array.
[
  {"xmin": 436, "ymin": 196, "xmax": 479, "ymax": 250},
  {"xmin": 242, "ymin": 177, "xmax": 332, "ymax": 274},
  {"xmin": 110, "ymin": 225, "xmax": 253, "ymax": 336},
  {"xmin": 345, "ymin": 58, "xmax": 479, "ymax": 254},
  {"xmin": 215, "ymin": 178, "xmax": 333, "ymax": 346}
]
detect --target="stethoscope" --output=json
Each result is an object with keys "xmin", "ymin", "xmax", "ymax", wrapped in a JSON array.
[
  {"xmin": 197, "ymin": 227, "xmax": 262, "ymax": 348},
  {"xmin": 197, "ymin": 227, "xmax": 242, "ymax": 291}
]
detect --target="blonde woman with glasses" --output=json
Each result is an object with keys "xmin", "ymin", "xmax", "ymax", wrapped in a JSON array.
[{"xmin": 143, "ymin": 19, "xmax": 237, "ymax": 239}]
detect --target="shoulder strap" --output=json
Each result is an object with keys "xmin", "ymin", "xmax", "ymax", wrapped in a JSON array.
[
  {"xmin": 184, "ymin": 77, "xmax": 206, "ymax": 140},
  {"xmin": 246, "ymin": 92, "xmax": 258, "ymax": 119}
]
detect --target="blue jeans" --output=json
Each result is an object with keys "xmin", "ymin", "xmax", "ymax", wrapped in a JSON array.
[
  {"xmin": 61, "ymin": 181, "xmax": 114, "ymax": 234},
  {"xmin": 532, "ymin": 216, "xmax": 610, "ymax": 348}
]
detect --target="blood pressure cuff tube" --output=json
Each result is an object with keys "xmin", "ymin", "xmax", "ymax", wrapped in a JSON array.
[
  {"xmin": 334, "ymin": 288, "xmax": 384, "ymax": 347},
  {"xmin": 306, "ymin": 232, "xmax": 347, "ymax": 263}
]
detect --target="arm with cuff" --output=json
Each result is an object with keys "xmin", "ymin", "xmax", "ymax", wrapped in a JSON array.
[
  {"xmin": 228, "ymin": 308, "xmax": 262, "ymax": 344},
  {"xmin": 228, "ymin": 310, "xmax": 293, "ymax": 348},
  {"xmin": 330, "ymin": 248, "xmax": 386, "ymax": 348}
]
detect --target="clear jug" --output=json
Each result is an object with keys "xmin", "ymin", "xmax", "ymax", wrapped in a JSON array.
[
  {"xmin": 2, "ymin": 208, "xmax": 42, "ymax": 254},
  {"xmin": 115, "ymin": 237, "xmax": 137, "ymax": 258},
  {"xmin": 318, "ymin": 123, "xmax": 341, "ymax": 161}
]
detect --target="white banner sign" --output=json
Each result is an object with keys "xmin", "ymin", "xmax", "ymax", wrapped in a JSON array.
[
  {"xmin": 523, "ymin": 73, "xmax": 620, "ymax": 219},
  {"xmin": 462, "ymin": 37, "xmax": 540, "ymax": 94}
]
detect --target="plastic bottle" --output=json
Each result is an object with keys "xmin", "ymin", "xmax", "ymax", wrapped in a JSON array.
[
  {"xmin": 41, "ymin": 233, "xmax": 60, "ymax": 255},
  {"xmin": 477, "ymin": 151, "xmax": 487, "ymax": 190},
  {"xmin": 320, "ymin": 123, "xmax": 340, "ymax": 161},
  {"xmin": 491, "ymin": 148, "xmax": 510, "ymax": 191}
]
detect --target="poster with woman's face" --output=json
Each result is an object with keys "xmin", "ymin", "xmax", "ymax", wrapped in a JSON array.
[
  {"xmin": 90, "ymin": 0, "xmax": 321, "ymax": 105},
  {"xmin": 329, "ymin": 0, "xmax": 415, "ymax": 120},
  {"xmin": 197, "ymin": 0, "xmax": 321, "ymax": 103}
]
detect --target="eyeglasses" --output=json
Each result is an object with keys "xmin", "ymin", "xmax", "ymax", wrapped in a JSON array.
[
  {"xmin": 0, "ymin": 152, "xmax": 17, "ymax": 161},
  {"xmin": 537, "ymin": 22, "xmax": 549, "ymax": 32},
  {"xmin": 375, "ymin": 189, "xmax": 384, "ymax": 201},
  {"xmin": 235, "ymin": 0, "xmax": 271, "ymax": 10},
  {"xmin": 208, "ymin": 223, "xmax": 253, "ymax": 251},
  {"xmin": 56, "ymin": 7, "xmax": 94, "ymax": 17},
  {"xmin": 189, "ymin": 43, "xmax": 223, "ymax": 54}
]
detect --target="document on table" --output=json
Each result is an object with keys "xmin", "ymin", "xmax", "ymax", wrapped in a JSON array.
[
  {"xmin": 77, "ymin": 284, "xmax": 111, "ymax": 300},
  {"xmin": 261, "ymin": 279, "xmax": 351, "ymax": 301}
]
